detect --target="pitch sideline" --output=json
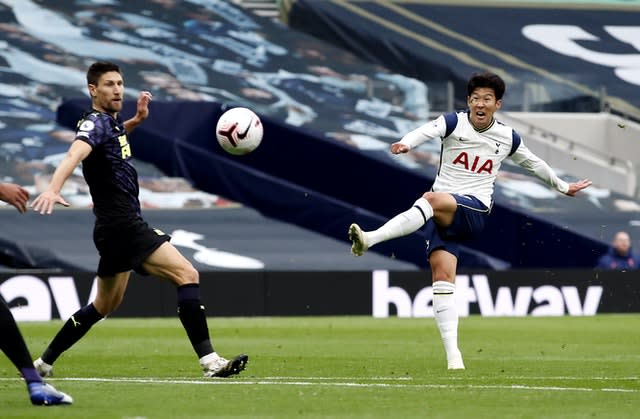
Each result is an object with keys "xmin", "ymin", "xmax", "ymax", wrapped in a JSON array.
[{"xmin": 1, "ymin": 376, "xmax": 634, "ymax": 393}]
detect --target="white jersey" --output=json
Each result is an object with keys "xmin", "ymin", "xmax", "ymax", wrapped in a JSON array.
[{"xmin": 399, "ymin": 111, "xmax": 569, "ymax": 208}]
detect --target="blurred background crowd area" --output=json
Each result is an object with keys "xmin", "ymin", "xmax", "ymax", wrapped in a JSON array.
[{"xmin": 1, "ymin": 0, "xmax": 639, "ymax": 269}]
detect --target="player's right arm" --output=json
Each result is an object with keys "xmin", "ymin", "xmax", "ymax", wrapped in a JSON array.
[
  {"xmin": 391, "ymin": 114, "xmax": 447, "ymax": 154},
  {"xmin": 31, "ymin": 140, "xmax": 92, "ymax": 215}
]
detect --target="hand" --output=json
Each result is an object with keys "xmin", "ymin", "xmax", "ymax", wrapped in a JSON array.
[
  {"xmin": 0, "ymin": 183, "xmax": 29, "ymax": 213},
  {"xmin": 135, "ymin": 91, "xmax": 152, "ymax": 121},
  {"xmin": 390, "ymin": 142, "xmax": 410, "ymax": 154},
  {"xmin": 31, "ymin": 190, "xmax": 70, "ymax": 215},
  {"xmin": 566, "ymin": 179, "xmax": 592, "ymax": 196}
]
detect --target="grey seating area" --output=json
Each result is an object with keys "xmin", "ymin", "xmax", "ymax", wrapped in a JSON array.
[{"xmin": 0, "ymin": 207, "xmax": 417, "ymax": 272}]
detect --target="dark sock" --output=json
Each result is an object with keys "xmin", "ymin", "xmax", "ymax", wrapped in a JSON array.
[
  {"xmin": 177, "ymin": 284, "xmax": 214, "ymax": 358},
  {"xmin": 41, "ymin": 303, "xmax": 103, "ymax": 364},
  {"xmin": 0, "ymin": 299, "xmax": 40, "ymax": 381},
  {"xmin": 21, "ymin": 368, "xmax": 42, "ymax": 385}
]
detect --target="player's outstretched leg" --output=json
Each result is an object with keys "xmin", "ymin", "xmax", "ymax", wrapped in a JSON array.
[
  {"xmin": 201, "ymin": 353, "xmax": 249, "ymax": 378},
  {"xmin": 28, "ymin": 382, "xmax": 73, "ymax": 406},
  {"xmin": 348, "ymin": 223, "xmax": 369, "ymax": 256},
  {"xmin": 349, "ymin": 198, "xmax": 434, "ymax": 256},
  {"xmin": 33, "ymin": 303, "xmax": 104, "ymax": 378}
]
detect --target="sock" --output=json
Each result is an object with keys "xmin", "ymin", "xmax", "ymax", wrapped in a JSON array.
[
  {"xmin": 367, "ymin": 198, "xmax": 433, "ymax": 247},
  {"xmin": 0, "ymin": 299, "xmax": 41, "ymax": 383},
  {"xmin": 41, "ymin": 303, "xmax": 103, "ymax": 365},
  {"xmin": 177, "ymin": 284, "xmax": 214, "ymax": 358},
  {"xmin": 432, "ymin": 281, "xmax": 462, "ymax": 363},
  {"xmin": 21, "ymin": 368, "xmax": 43, "ymax": 385},
  {"xmin": 199, "ymin": 352, "xmax": 220, "ymax": 367}
]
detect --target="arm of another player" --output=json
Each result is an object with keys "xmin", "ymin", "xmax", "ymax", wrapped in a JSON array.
[
  {"xmin": 123, "ymin": 91, "xmax": 152, "ymax": 133},
  {"xmin": 0, "ymin": 183, "xmax": 29, "ymax": 213},
  {"xmin": 31, "ymin": 140, "xmax": 92, "ymax": 215}
]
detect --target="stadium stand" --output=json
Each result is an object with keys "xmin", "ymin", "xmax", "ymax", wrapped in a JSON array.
[
  {"xmin": 282, "ymin": 0, "xmax": 640, "ymax": 118},
  {"xmin": 2, "ymin": 0, "xmax": 638, "ymax": 271},
  {"xmin": 232, "ymin": 0, "xmax": 279, "ymax": 19},
  {"xmin": 281, "ymin": 0, "xmax": 640, "ymax": 197},
  {"xmin": 496, "ymin": 112, "xmax": 637, "ymax": 198},
  {"xmin": 0, "ymin": 206, "xmax": 417, "ymax": 272}
]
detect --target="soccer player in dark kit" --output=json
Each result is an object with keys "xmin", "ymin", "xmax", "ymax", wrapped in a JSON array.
[
  {"xmin": 31, "ymin": 61, "xmax": 248, "ymax": 378},
  {"xmin": 0, "ymin": 182, "xmax": 73, "ymax": 405}
]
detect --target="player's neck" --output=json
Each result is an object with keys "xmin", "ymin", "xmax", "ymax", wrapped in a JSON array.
[
  {"xmin": 92, "ymin": 105, "xmax": 118, "ymax": 119},
  {"xmin": 469, "ymin": 116, "xmax": 494, "ymax": 132}
]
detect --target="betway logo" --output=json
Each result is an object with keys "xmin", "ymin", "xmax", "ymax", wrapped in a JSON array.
[
  {"xmin": 0, "ymin": 275, "xmax": 97, "ymax": 321},
  {"xmin": 372, "ymin": 271, "xmax": 603, "ymax": 318}
]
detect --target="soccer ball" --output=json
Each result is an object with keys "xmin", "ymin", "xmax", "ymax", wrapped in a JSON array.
[{"xmin": 215, "ymin": 107, "xmax": 263, "ymax": 155}]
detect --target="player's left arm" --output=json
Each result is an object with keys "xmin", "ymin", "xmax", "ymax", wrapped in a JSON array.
[
  {"xmin": 564, "ymin": 179, "xmax": 592, "ymax": 196},
  {"xmin": 123, "ymin": 91, "xmax": 152, "ymax": 133},
  {"xmin": 511, "ymin": 141, "xmax": 591, "ymax": 196}
]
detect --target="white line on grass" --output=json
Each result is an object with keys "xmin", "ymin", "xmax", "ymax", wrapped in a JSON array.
[
  {"xmin": 261, "ymin": 376, "xmax": 414, "ymax": 381},
  {"xmin": 31, "ymin": 377, "xmax": 640, "ymax": 393},
  {"xmin": 446, "ymin": 376, "xmax": 639, "ymax": 381}
]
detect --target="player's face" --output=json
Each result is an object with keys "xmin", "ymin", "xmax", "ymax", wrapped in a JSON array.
[
  {"xmin": 467, "ymin": 87, "xmax": 502, "ymax": 130},
  {"xmin": 89, "ymin": 71, "xmax": 124, "ymax": 116}
]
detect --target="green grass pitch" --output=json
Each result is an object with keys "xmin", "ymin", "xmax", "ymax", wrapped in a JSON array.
[{"xmin": 1, "ymin": 315, "xmax": 638, "ymax": 418}]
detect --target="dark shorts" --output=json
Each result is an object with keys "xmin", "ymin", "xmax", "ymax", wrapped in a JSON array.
[
  {"xmin": 424, "ymin": 194, "xmax": 490, "ymax": 259},
  {"xmin": 93, "ymin": 217, "xmax": 171, "ymax": 276}
]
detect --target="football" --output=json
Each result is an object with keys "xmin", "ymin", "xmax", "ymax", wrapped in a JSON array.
[{"xmin": 215, "ymin": 107, "xmax": 263, "ymax": 155}]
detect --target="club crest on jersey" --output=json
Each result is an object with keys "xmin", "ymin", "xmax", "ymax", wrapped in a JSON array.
[{"xmin": 452, "ymin": 152, "xmax": 493, "ymax": 174}]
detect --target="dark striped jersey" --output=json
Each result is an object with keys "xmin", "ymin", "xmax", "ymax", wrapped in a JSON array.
[{"xmin": 75, "ymin": 110, "xmax": 140, "ymax": 222}]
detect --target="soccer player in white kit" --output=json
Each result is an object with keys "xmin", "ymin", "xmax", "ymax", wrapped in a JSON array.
[{"xmin": 348, "ymin": 72, "xmax": 592, "ymax": 369}]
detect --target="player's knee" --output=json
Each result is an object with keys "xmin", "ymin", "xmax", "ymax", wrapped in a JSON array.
[
  {"xmin": 431, "ymin": 268, "xmax": 455, "ymax": 282},
  {"xmin": 421, "ymin": 191, "xmax": 439, "ymax": 207},
  {"xmin": 181, "ymin": 264, "xmax": 199, "ymax": 285},
  {"xmin": 429, "ymin": 253, "xmax": 457, "ymax": 281},
  {"xmin": 94, "ymin": 295, "xmax": 123, "ymax": 316},
  {"xmin": 424, "ymin": 190, "xmax": 449, "ymax": 202}
]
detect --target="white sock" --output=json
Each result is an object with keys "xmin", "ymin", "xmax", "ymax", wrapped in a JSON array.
[
  {"xmin": 199, "ymin": 352, "xmax": 219, "ymax": 366},
  {"xmin": 432, "ymin": 281, "xmax": 462, "ymax": 364},
  {"xmin": 366, "ymin": 198, "xmax": 433, "ymax": 247}
]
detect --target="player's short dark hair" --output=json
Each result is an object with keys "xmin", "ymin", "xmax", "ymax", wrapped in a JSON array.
[
  {"xmin": 87, "ymin": 62, "xmax": 122, "ymax": 86},
  {"xmin": 467, "ymin": 72, "xmax": 505, "ymax": 100}
]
